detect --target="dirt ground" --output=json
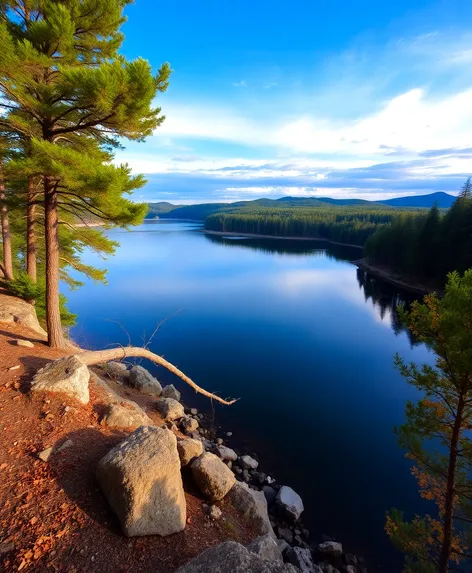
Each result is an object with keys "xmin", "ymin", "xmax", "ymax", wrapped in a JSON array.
[{"xmin": 0, "ymin": 320, "xmax": 259, "ymax": 572}]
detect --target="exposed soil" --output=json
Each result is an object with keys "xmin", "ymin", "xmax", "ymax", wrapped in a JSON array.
[{"xmin": 0, "ymin": 320, "xmax": 260, "ymax": 572}]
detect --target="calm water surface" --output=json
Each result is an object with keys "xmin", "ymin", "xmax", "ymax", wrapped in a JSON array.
[{"xmin": 67, "ymin": 220, "xmax": 434, "ymax": 571}]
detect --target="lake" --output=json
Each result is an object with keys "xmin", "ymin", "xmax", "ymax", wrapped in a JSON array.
[{"xmin": 66, "ymin": 220, "xmax": 434, "ymax": 571}]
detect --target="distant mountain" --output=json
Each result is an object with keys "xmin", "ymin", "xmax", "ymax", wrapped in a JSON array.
[
  {"xmin": 146, "ymin": 192, "xmax": 457, "ymax": 221},
  {"xmin": 379, "ymin": 192, "xmax": 456, "ymax": 208}
]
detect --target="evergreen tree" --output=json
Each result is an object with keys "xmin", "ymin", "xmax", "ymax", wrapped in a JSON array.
[
  {"xmin": 386, "ymin": 270, "xmax": 472, "ymax": 572},
  {"xmin": 0, "ymin": 0, "xmax": 170, "ymax": 347}
]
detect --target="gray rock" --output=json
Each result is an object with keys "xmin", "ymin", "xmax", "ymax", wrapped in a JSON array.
[
  {"xmin": 286, "ymin": 547, "xmax": 321, "ymax": 573},
  {"xmin": 38, "ymin": 438, "xmax": 74, "ymax": 462},
  {"xmin": 31, "ymin": 356, "xmax": 90, "ymax": 404},
  {"xmin": 276, "ymin": 539, "xmax": 289, "ymax": 555},
  {"xmin": 103, "ymin": 361, "xmax": 128, "ymax": 379},
  {"xmin": 175, "ymin": 541, "xmax": 298, "ymax": 573},
  {"xmin": 263, "ymin": 486, "xmax": 277, "ymax": 505},
  {"xmin": 216, "ymin": 438, "xmax": 224, "ymax": 445},
  {"xmin": 97, "ymin": 425, "xmax": 186, "ymax": 537},
  {"xmin": 16, "ymin": 339, "xmax": 34, "ymax": 348},
  {"xmin": 248, "ymin": 534, "xmax": 283, "ymax": 562},
  {"xmin": 216, "ymin": 445, "xmax": 238, "ymax": 462},
  {"xmin": 191, "ymin": 452, "xmax": 235, "ymax": 500},
  {"xmin": 209, "ymin": 505, "xmax": 222, "ymax": 520},
  {"xmin": 181, "ymin": 416, "xmax": 199, "ymax": 433},
  {"xmin": 190, "ymin": 408, "xmax": 198, "ymax": 415},
  {"xmin": 276, "ymin": 486, "xmax": 304, "ymax": 521},
  {"xmin": 226, "ymin": 432, "xmax": 233, "ymax": 437},
  {"xmin": 317, "ymin": 541, "xmax": 343, "ymax": 557},
  {"xmin": 155, "ymin": 397, "xmax": 185, "ymax": 421},
  {"xmin": 0, "ymin": 292, "xmax": 47, "ymax": 337},
  {"xmin": 162, "ymin": 384, "xmax": 181, "ymax": 401},
  {"xmin": 240, "ymin": 455, "xmax": 258, "ymax": 470},
  {"xmin": 177, "ymin": 437, "xmax": 204, "ymax": 466},
  {"xmin": 128, "ymin": 365, "xmax": 162, "ymax": 396},
  {"xmin": 278, "ymin": 526, "xmax": 293, "ymax": 544},
  {"xmin": 227, "ymin": 481, "xmax": 275, "ymax": 538},
  {"xmin": 101, "ymin": 402, "xmax": 153, "ymax": 429}
]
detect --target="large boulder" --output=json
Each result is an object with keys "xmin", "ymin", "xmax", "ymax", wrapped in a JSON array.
[
  {"xmin": 175, "ymin": 541, "xmax": 298, "ymax": 573},
  {"xmin": 227, "ymin": 481, "xmax": 275, "ymax": 538},
  {"xmin": 128, "ymin": 365, "xmax": 162, "ymax": 396},
  {"xmin": 156, "ymin": 397, "xmax": 185, "ymax": 421},
  {"xmin": 101, "ymin": 402, "xmax": 153, "ymax": 429},
  {"xmin": 276, "ymin": 486, "xmax": 304, "ymax": 521},
  {"xmin": 191, "ymin": 452, "xmax": 235, "ymax": 501},
  {"xmin": 177, "ymin": 437, "xmax": 204, "ymax": 466},
  {"xmin": 31, "ymin": 356, "xmax": 90, "ymax": 404},
  {"xmin": 161, "ymin": 384, "xmax": 181, "ymax": 401},
  {"xmin": 97, "ymin": 425, "xmax": 186, "ymax": 537},
  {"xmin": 248, "ymin": 534, "xmax": 282, "ymax": 562},
  {"xmin": 0, "ymin": 292, "xmax": 47, "ymax": 337}
]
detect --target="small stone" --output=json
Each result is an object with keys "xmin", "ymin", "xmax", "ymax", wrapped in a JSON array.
[
  {"xmin": 156, "ymin": 398, "xmax": 185, "ymax": 421},
  {"xmin": 8, "ymin": 365, "xmax": 20, "ymax": 371},
  {"xmin": 162, "ymin": 384, "xmax": 181, "ymax": 402},
  {"xmin": 177, "ymin": 437, "xmax": 204, "ymax": 466},
  {"xmin": 216, "ymin": 438, "xmax": 223, "ymax": 445},
  {"xmin": 226, "ymin": 432, "xmax": 232, "ymax": 437},
  {"xmin": 16, "ymin": 339, "xmax": 34, "ymax": 348},
  {"xmin": 190, "ymin": 408, "xmax": 198, "ymax": 416},
  {"xmin": 215, "ymin": 445, "xmax": 238, "ymax": 462},
  {"xmin": 209, "ymin": 505, "xmax": 222, "ymax": 520},
  {"xmin": 240, "ymin": 455, "xmax": 258, "ymax": 470},
  {"xmin": 278, "ymin": 526, "xmax": 293, "ymax": 544},
  {"xmin": 181, "ymin": 416, "xmax": 199, "ymax": 433},
  {"xmin": 317, "ymin": 541, "xmax": 343, "ymax": 557},
  {"xmin": 38, "ymin": 447, "xmax": 53, "ymax": 462},
  {"xmin": 38, "ymin": 439, "xmax": 73, "ymax": 462}
]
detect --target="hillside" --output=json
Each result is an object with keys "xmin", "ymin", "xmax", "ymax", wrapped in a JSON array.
[{"xmin": 146, "ymin": 192, "xmax": 456, "ymax": 221}]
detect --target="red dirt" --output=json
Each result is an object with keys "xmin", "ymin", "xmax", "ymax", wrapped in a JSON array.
[{"xmin": 0, "ymin": 320, "xmax": 259, "ymax": 572}]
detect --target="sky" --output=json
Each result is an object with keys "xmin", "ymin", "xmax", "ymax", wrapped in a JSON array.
[{"xmin": 115, "ymin": 0, "xmax": 472, "ymax": 204}]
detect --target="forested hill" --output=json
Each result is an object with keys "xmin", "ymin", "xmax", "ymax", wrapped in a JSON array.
[{"xmin": 146, "ymin": 192, "xmax": 456, "ymax": 221}]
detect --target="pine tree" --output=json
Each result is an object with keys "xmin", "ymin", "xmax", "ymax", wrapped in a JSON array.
[
  {"xmin": 386, "ymin": 270, "xmax": 472, "ymax": 572},
  {"xmin": 0, "ymin": 1, "xmax": 170, "ymax": 347}
]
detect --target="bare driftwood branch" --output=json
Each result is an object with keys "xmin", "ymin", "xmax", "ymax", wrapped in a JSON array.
[{"xmin": 76, "ymin": 346, "xmax": 237, "ymax": 406}]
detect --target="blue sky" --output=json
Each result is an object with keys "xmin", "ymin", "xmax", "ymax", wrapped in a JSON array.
[{"xmin": 115, "ymin": 0, "xmax": 472, "ymax": 204}]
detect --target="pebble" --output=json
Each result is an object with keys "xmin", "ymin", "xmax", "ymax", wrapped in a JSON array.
[
  {"xmin": 226, "ymin": 432, "xmax": 232, "ymax": 437},
  {"xmin": 209, "ymin": 505, "xmax": 222, "ymax": 520},
  {"xmin": 15, "ymin": 339, "xmax": 34, "ymax": 348},
  {"xmin": 8, "ymin": 365, "xmax": 20, "ymax": 371},
  {"xmin": 190, "ymin": 408, "xmax": 198, "ymax": 415}
]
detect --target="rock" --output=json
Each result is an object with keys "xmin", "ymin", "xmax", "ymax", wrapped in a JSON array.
[
  {"xmin": 156, "ymin": 398, "xmax": 185, "ymax": 421},
  {"xmin": 216, "ymin": 438, "xmax": 223, "ymax": 445},
  {"xmin": 317, "ymin": 541, "xmax": 343, "ymax": 558},
  {"xmin": 101, "ymin": 402, "xmax": 153, "ymax": 429},
  {"xmin": 97, "ymin": 425, "xmax": 186, "ymax": 536},
  {"xmin": 276, "ymin": 539, "xmax": 289, "ymax": 555},
  {"xmin": 277, "ymin": 526, "xmax": 293, "ymax": 544},
  {"xmin": 319, "ymin": 566, "xmax": 340, "ymax": 573},
  {"xmin": 8, "ymin": 365, "xmax": 20, "ymax": 371},
  {"xmin": 103, "ymin": 361, "xmax": 127, "ymax": 377},
  {"xmin": 0, "ymin": 292, "xmax": 47, "ymax": 337},
  {"xmin": 128, "ymin": 365, "xmax": 162, "ymax": 396},
  {"xmin": 263, "ymin": 486, "xmax": 277, "ymax": 505},
  {"xmin": 177, "ymin": 437, "xmax": 204, "ymax": 466},
  {"xmin": 248, "ymin": 534, "xmax": 282, "ymax": 562},
  {"xmin": 226, "ymin": 432, "xmax": 233, "ymax": 437},
  {"xmin": 31, "ymin": 356, "xmax": 90, "ymax": 404},
  {"xmin": 276, "ymin": 486, "xmax": 304, "ymax": 521},
  {"xmin": 227, "ymin": 481, "xmax": 275, "ymax": 538},
  {"xmin": 16, "ymin": 339, "xmax": 34, "ymax": 348},
  {"xmin": 215, "ymin": 445, "xmax": 238, "ymax": 462},
  {"xmin": 286, "ymin": 547, "xmax": 321, "ymax": 573},
  {"xmin": 209, "ymin": 505, "xmax": 222, "ymax": 520},
  {"xmin": 190, "ymin": 408, "xmax": 198, "ymax": 415},
  {"xmin": 175, "ymin": 540, "xmax": 298, "ymax": 573},
  {"xmin": 191, "ymin": 452, "xmax": 235, "ymax": 501},
  {"xmin": 162, "ymin": 384, "xmax": 181, "ymax": 401},
  {"xmin": 181, "ymin": 416, "xmax": 199, "ymax": 433},
  {"xmin": 38, "ymin": 439, "xmax": 74, "ymax": 462},
  {"xmin": 252, "ymin": 471, "xmax": 266, "ymax": 485},
  {"xmin": 240, "ymin": 455, "xmax": 258, "ymax": 470}
]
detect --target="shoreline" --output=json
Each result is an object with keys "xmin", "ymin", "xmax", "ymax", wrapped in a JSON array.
[
  {"xmin": 354, "ymin": 258, "xmax": 438, "ymax": 295},
  {"xmin": 203, "ymin": 229, "xmax": 363, "ymax": 250}
]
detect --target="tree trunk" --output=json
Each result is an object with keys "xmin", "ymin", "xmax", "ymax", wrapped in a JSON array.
[
  {"xmin": 44, "ymin": 176, "xmax": 65, "ymax": 349},
  {"xmin": 77, "ymin": 346, "xmax": 237, "ymax": 406},
  {"xmin": 438, "ymin": 394, "xmax": 464, "ymax": 573},
  {"xmin": 0, "ymin": 166, "xmax": 14, "ymax": 281},
  {"xmin": 26, "ymin": 177, "xmax": 37, "ymax": 283}
]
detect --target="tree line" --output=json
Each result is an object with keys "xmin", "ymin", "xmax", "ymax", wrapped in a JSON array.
[
  {"xmin": 365, "ymin": 179, "xmax": 472, "ymax": 288},
  {"xmin": 205, "ymin": 206, "xmax": 404, "ymax": 247},
  {"xmin": 0, "ymin": 0, "xmax": 169, "ymax": 348}
]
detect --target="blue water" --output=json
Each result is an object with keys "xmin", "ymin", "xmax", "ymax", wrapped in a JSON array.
[{"xmin": 66, "ymin": 220, "xmax": 434, "ymax": 571}]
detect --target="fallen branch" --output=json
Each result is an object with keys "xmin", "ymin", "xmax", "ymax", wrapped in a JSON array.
[{"xmin": 77, "ymin": 346, "xmax": 237, "ymax": 406}]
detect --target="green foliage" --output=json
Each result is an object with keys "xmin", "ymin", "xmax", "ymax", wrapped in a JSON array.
[
  {"xmin": 387, "ymin": 270, "xmax": 472, "ymax": 572},
  {"xmin": 365, "ymin": 179, "xmax": 472, "ymax": 287},
  {"xmin": 6, "ymin": 272, "xmax": 77, "ymax": 327}
]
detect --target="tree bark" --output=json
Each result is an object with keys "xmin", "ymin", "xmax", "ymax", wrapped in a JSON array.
[
  {"xmin": 26, "ymin": 177, "xmax": 37, "ymax": 283},
  {"xmin": 439, "ymin": 394, "xmax": 464, "ymax": 573},
  {"xmin": 77, "ymin": 346, "xmax": 237, "ymax": 406},
  {"xmin": 44, "ymin": 175, "xmax": 65, "ymax": 348},
  {"xmin": 0, "ymin": 165, "xmax": 14, "ymax": 281}
]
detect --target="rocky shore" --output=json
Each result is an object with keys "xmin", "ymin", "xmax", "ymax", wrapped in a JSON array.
[{"xmin": 0, "ymin": 292, "xmax": 369, "ymax": 573}]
